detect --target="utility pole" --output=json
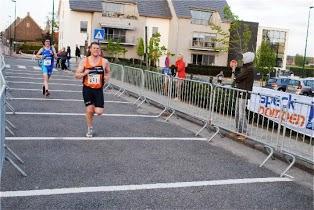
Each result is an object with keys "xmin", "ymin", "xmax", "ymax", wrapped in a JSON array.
[
  {"xmin": 12, "ymin": 0, "xmax": 17, "ymax": 52},
  {"xmin": 51, "ymin": 0, "xmax": 55, "ymax": 45},
  {"xmin": 302, "ymin": 6, "xmax": 314, "ymax": 77}
]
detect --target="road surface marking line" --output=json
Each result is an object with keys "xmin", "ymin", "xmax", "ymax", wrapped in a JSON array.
[
  {"xmin": 6, "ymin": 112, "xmax": 157, "ymax": 118},
  {"xmin": 6, "ymin": 137, "xmax": 208, "ymax": 141},
  {"xmin": 17, "ymin": 65, "xmax": 26, "ymax": 69},
  {"xmin": 0, "ymin": 177, "xmax": 291, "ymax": 198},
  {"xmin": 9, "ymin": 97, "xmax": 132, "ymax": 104}
]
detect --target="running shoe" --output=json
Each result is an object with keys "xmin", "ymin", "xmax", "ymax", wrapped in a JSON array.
[
  {"xmin": 86, "ymin": 127, "xmax": 93, "ymax": 138},
  {"xmin": 45, "ymin": 90, "xmax": 50, "ymax": 97}
]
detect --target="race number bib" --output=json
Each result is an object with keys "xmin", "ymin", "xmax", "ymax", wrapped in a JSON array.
[
  {"xmin": 43, "ymin": 58, "xmax": 51, "ymax": 66},
  {"xmin": 88, "ymin": 74, "xmax": 101, "ymax": 85}
]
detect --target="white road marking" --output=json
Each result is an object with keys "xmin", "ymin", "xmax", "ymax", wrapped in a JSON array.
[
  {"xmin": 7, "ymin": 81, "xmax": 81, "ymax": 87},
  {"xmin": 6, "ymin": 136, "xmax": 208, "ymax": 141},
  {"xmin": 33, "ymin": 66, "xmax": 41, "ymax": 70},
  {"xmin": 6, "ymin": 75, "xmax": 78, "ymax": 82},
  {"xmin": 5, "ymin": 64, "xmax": 11, "ymax": 68},
  {"xmin": 7, "ymin": 88, "xmax": 82, "ymax": 93},
  {"xmin": 5, "ymin": 71, "xmax": 74, "ymax": 78},
  {"xmin": 6, "ymin": 112, "xmax": 157, "ymax": 118},
  {"xmin": 9, "ymin": 97, "xmax": 132, "ymax": 104},
  {"xmin": 0, "ymin": 177, "xmax": 291, "ymax": 198},
  {"xmin": 17, "ymin": 65, "xmax": 26, "ymax": 69}
]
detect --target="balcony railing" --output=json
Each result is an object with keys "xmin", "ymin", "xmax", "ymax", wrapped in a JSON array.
[
  {"xmin": 191, "ymin": 41, "xmax": 215, "ymax": 50},
  {"xmin": 104, "ymin": 34, "xmax": 135, "ymax": 45}
]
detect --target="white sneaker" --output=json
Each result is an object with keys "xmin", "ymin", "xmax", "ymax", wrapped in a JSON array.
[{"xmin": 86, "ymin": 127, "xmax": 93, "ymax": 138}]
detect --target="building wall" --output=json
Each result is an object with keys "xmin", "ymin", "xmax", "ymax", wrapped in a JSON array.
[
  {"xmin": 58, "ymin": 0, "xmax": 92, "ymax": 56},
  {"xmin": 15, "ymin": 15, "xmax": 43, "ymax": 42},
  {"xmin": 169, "ymin": 12, "xmax": 229, "ymax": 67},
  {"xmin": 256, "ymin": 26, "xmax": 289, "ymax": 69}
]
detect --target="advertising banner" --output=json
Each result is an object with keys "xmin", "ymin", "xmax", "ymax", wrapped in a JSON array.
[{"xmin": 248, "ymin": 87, "xmax": 314, "ymax": 137}]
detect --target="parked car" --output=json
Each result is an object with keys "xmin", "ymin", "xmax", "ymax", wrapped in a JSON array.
[
  {"xmin": 287, "ymin": 77, "xmax": 314, "ymax": 96},
  {"xmin": 265, "ymin": 77, "xmax": 290, "ymax": 91}
]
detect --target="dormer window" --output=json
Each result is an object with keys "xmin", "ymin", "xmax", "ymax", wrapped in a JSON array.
[
  {"xmin": 102, "ymin": 2, "xmax": 124, "ymax": 17},
  {"xmin": 191, "ymin": 10, "xmax": 212, "ymax": 25}
]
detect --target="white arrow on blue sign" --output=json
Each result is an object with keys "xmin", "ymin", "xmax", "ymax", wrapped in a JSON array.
[{"xmin": 93, "ymin": 29, "xmax": 105, "ymax": 40}]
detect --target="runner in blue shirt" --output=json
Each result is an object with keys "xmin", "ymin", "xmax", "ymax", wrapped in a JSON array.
[{"xmin": 36, "ymin": 39, "xmax": 57, "ymax": 96}]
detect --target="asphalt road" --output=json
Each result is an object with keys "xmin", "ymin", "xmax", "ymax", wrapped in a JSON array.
[{"xmin": 1, "ymin": 56, "xmax": 313, "ymax": 210}]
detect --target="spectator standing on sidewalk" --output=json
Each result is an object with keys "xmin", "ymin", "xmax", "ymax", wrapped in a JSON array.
[
  {"xmin": 234, "ymin": 52, "xmax": 255, "ymax": 139},
  {"xmin": 60, "ymin": 47, "xmax": 68, "ymax": 70},
  {"xmin": 162, "ymin": 52, "xmax": 172, "ymax": 95},
  {"xmin": 66, "ymin": 46, "xmax": 71, "ymax": 68},
  {"xmin": 216, "ymin": 70, "xmax": 224, "ymax": 84},
  {"xmin": 75, "ymin": 45, "xmax": 81, "ymax": 63},
  {"xmin": 175, "ymin": 54, "xmax": 186, "ymax": 100}
]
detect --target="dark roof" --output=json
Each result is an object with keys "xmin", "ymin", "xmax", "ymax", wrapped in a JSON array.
[
  {"xmin": 172, "ymin": 0, "xmax": 228, "ymax": 19},
  {"xmin": 137, "ymin": 0, "xmax": 172, "ymax": 18},
  {"xmin": 69, "ymin": 0, "xmax": 172, "ymax": 18},
  {"xmin": 69, "ymin": 0, "xmax": 102, "ymax": 12}
]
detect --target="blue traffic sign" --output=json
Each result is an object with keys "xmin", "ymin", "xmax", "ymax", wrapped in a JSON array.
[{"xmin": 93, "ymin": 28, "xmax": 105, "ymax": 40}]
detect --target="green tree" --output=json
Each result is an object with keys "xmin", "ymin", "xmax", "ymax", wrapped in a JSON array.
[
  {"xmin": 136, "ymin": 38, "xmax": 145, "ymax": 66},
  {"xmin": 255, "ymin": 40, "xmax": 276, "ymax": 82},
  {"xmin": 106, "ymin": 39, "xmax": 127, "ymax": 61},
  {"xmin": 294, "ymin": 54, "xmax": 304, "ymax": 66},
  {"xmin": 147, "ymin": 32, "xmax": 167, "ymax": 68},
  {"xmin": 210, "ymin": 5, "xmax": 252, "ymax": 54}
]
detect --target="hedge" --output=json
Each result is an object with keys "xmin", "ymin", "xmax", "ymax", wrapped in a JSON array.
[{"xmin": 288, "ymin": 66, "xmax": 314, "ymax": 77}]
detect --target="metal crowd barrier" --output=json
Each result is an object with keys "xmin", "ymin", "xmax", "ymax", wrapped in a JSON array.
[
  {"xmin": 0, "ymin": 53, "xmax": 27, "ymax": 177},
  {"xmin": 108, "ymin": 63, "xmax": 313, "ymax": 177}
]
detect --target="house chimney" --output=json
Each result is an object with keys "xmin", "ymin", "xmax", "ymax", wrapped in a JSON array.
[{"xmin": 27, "ymin": 12, "xmax": 30, "ymax": 16}]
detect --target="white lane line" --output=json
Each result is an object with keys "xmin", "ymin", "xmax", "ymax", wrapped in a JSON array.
[
  {"xmin": 6, "ymin": 76, "xmax": 79, "ymax": 82},
  {"xmin": 0, "ymin": 177, "xmax": 291, "ymax": 198},
  {"xmin": 7, "ymin": 88, "xmax": 82, "ymax": 93},
  {"xmin": 6, "ymin": 137, "xmax": 208, "ymax": 141},
  {"xmin": 5, "ymin": 64, "xmax": 11, "ymax": 68},
  {"xmin": 9, "ymin": 97, "xmax": 132, "ymax": 104},
  {"xmin": 33, "ymin": 66, "xmax": 41, "ymax": 70},
  {"xmin": 7, "ymin": 81, "xmax": 81, "ymax": 87},
  {"xmin": 17, "ymin": 65, "xmax": 26, "ymax": 69},
  {"xmin": 5, "ymin": 72, "xmax": 75, "ymax": 78},
  {"xmin": 6, "ymin": 112, "xmax": 157, "ymax": 118},
  {"xmin": 7, "ymin": 88, "xmax": 113, "ymax": 94}
]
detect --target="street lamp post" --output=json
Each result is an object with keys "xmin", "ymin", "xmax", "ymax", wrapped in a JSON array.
[
  {"xmin": 302, "ymin": 6, "xmax": 314, "ymax": 77},
  {"xmin": 51, "ymin": 0, "xmax": 55, "ymax": 45},
  {"xmin": 12, "ymin": 0, "xmax": 16, "ymax": 53}
]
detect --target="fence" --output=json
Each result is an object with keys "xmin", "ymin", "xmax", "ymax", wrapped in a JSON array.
[
  {"xmin": 109, "ymin": 64, "xmax": 313, "ymax": 177},
  {"xmin": 0, "ymin": 54, "xmax": 5, "ymax": 178}
]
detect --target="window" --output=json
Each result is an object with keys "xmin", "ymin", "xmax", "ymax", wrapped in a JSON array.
[
  {"xmin": 192, "ymin": 54, "xmax": 215, "ymax": 65},
  {"xmin": 152, "ymin": 27, "xmax": 158, "ymax": 35},
  {"xmin": 80, "ymin": 21, "xmax": 87, "ymax": 33},
  {"xmin": 104, "ymin": 28, "xmax": 126, "ymax": 43},
  {"xmin": 192, "ymin": 32, "xmax": 216, "ymax": 48},
  {"xmin": 102, "ymin": 2, "xmax": 124, "ymax": 16},
  {"xmin": 191, "ymin": 10, "xmax": 212, "ymax": 25},
  {"xmin": 26, "ymin": 22, "xmax": 30, "ymax": 28}
]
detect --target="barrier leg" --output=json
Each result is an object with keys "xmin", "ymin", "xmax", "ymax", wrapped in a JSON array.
[
  {"xmin": 280, "ymin": 153, "xmax": 295, "ymax": 179},
  {"xmin": 5, "ymin": 156, "xmax": 27, "ymax": 177},
  {"xmin": 133, "ymin": 96, "xmax": 142, "ymax": 105},
  {"xmin": 136, "ymin": 97, "xmax": 146, "ymax": 108},
  {"xmin": 157, "ymin": 107, "xmax": 167, "ymax": 118},
  {"xmin": 6, "ymin": 102, "xmax": 15, "ymax": 113},
  {"xmin": 207, "ymin": 125, "xmax": 219, "ymax": 142},
  {"xmin": 195, "ymin": 121, "xmax": 208, "ymax": 136},
  {"xmin": 5, "ymin": 145, "xmax": 24, "ymax": 164},
  {"xmin": 117, "ymin": 89, "xmax": 126, "ymax": 97},
  {"xmin": 5, "ymin": 126, "xmax": 15, "ymax": 136},
  {"xmin": 165, "ymin": 109, "xmax": 175, "ymax": 121},
  {"xmin": 259, "ymin": 145, "xmax": 274, "ymax": 167},
  {"xmin": 6, "ymin": 119, "xmax": 16, "ymax": 129}
]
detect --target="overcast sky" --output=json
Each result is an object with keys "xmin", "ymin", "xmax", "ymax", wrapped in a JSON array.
[{"xmin": 0, "ymin": 0, "xmax": 313, "ymax": 56}]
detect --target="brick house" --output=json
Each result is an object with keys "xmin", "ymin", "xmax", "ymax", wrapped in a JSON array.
[{"xmin": 5, "ymin": 12, "xmax": 43, "ymax": 42}]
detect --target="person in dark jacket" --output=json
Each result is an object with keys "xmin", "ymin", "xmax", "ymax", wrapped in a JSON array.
[
  {"xmin": 75, "ymin": 45, "xmax": 81, "ymax": 63},
  {"xmin": 66, "ymin": 46, "xmax": 71, "ymax": 68},
  {"xmin": 60, "ymin": 47, "xmax": 68, "ymax": 70},
  {"xmin": 233, "ymin": 52, "xmax": 255, "ymax": 137}
]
